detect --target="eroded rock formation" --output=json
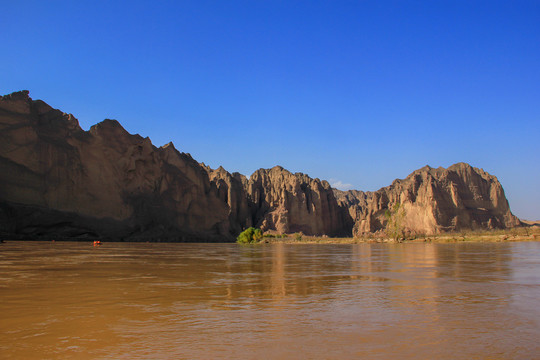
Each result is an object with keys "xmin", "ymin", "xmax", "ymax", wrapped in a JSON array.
[
  {"xmin": 245, "ymin": 166, "xmax": 350, "ymax": 236},
  {"xmin": 340, "ymin": 164, "xmax": 521, "ymax": 236},
  {"xmin": 333, "ymin": 189, "xmax": 372, "ymax": 232},
  {"xmin": 0, "ymin": 91, "xmax": 231, "ymax": 241},
  {"xmin": 203, "ymin": 165, "xmax": 252, "ymax": 234},
  {"xmin": 0, "ymin": 91, "xmax": 521, "ymax": 240}
]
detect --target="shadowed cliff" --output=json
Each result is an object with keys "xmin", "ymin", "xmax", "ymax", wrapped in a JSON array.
[{"xmin": 0, "ymin": 91, "xmax": 231, "ymax": 241}]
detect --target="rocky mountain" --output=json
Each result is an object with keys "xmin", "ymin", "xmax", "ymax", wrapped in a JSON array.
[
  {"xmin": 203, "ymin": 165, "xmax": 252, "ymax": 234},
  {"xmin": 333, "ymin": 189, "xmax": 372, "ymax": 232},
  {"xmin": 0, "ymin": 91, "xmax": 522, "ymax": 240},
  {"xmin": 339, "ymin": 164, "xmax": 521, "ymax": 236},
  {"xmin": 202, "ymin": 165, "xmax": 351, "ymax": 236},
  {"xmin": 0, "ymin": 91, "xmax": 231, "ymax": 241},
  {"xmin": 244, "ymin": 166, "xmax": 350, "ymax": 236}
]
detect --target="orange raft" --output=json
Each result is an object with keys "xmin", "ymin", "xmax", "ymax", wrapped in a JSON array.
[{"xmin": 93, "ymin": 240, "xmax": 101, "ymax": 246}]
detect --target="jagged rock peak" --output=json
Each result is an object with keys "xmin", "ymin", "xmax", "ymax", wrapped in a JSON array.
[
  {"xmin": 161, "ymin": 141, "xmax": 176, "ymax": 150},
  {"xmin": 0, "ymin": 90, "xmax": 31, "ymax": 101}
]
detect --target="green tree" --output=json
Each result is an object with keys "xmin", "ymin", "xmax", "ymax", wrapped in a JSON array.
[
  {"xmin": 237, "ymin": 227, "xmax": 263, "ymax": 244},
  {"xmin": 385, "ymin": 203, "xmax": 406, "ymax": 242}
]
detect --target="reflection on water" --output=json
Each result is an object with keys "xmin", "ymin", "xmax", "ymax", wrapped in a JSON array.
[{"xmin": 1, "ymin": 241, "xmax": 539, "ymax": 359}]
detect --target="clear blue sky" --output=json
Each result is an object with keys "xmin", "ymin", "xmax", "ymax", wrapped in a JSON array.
[{"xmin": 2, "ymin": 1, "xmax": 539, "ymax": 220}]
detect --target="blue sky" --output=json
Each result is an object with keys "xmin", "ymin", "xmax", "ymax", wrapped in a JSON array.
[{"xmin": 2, "ymin": 1, "xmax": 539, "ymax": 219}]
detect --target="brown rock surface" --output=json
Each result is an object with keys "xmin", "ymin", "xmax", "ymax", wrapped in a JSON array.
[
  {"xmin": 0, "ymin": 91, "xmax": 231, "ymax": 241},
  {"xmin": 203, "ymin": 165, "xmax": 253, "ymax": 233},
  {"xmin": 245, "ymin": 166, "xmax": 351, "ymax": 236},
  {"xmin": 333, "ymin": 188, "xmax": 372, "ymax": 230},
  {"xmin": 350, "ymin": 164, "xmax": 521, "ymax": 236},
  {"xmin": 0, "ymin": 91, "xmax": 522, "ymax": 240}
]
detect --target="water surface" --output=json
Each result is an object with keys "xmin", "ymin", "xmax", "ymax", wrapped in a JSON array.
[{"xmin": 1, "ymin": 241, "xmax": 539, "ymax": 359}]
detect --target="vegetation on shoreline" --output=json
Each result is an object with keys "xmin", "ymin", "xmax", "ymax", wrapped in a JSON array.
[
  {"xmin": 237, "ymin": 227, "xmax": 263, "ymax": 244},
  {"xmin": 2, "ymin": 226, "xmax": 538, "ymax": 244},
  {"xmin": 258, "ymin": 226, "xmax": 540, "ymax": 244}
]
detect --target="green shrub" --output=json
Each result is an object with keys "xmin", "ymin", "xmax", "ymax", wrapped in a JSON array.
[
  {"xmin": 237, "ymin": 227, "xmax": 263, "ymax": 244},
  {"xmin": 295, "ymin": 233, "xmax": 303, "ymax": 241}
]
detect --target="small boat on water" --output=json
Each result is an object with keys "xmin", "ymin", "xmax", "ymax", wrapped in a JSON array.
[{"xmin": 93, "ymin": 240, "xmax": 101, "ymax": 246}]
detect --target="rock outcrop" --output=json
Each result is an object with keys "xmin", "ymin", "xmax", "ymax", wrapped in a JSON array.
[
  {"xmin": 203, "ymin": 165, "xmax": 252, "ymax": 234},
  {"xmin": 333, "ymin": 189, "xmax": 372, "ymax": 232},
  {"xmin": 245, "ymin": 166, "xmax": 351, "ymax": 236},
  {"xmin": 204, "ymin": 165, "xmax": 352, "ymax": 236},
  {"xmin": 0, "ymin": 91, "xmax": 231, "ymax": 241},
  {"xmin": 343, "ymin": 164, "xmax": 521, "ymax": 236},
  {"xmin": 0, "ymin": 91, "xmax": 522, "ymax": 241}
]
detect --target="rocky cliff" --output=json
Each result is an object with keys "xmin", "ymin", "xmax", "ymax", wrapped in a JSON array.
[
  {"xmin": 203, "ymin": 165, "xmax": 252, "ymax": 234},
  {"xmin": 340, "ymin": 164, "xmax": 521, "ymax": 236},
  {"xmin": 0, "ymin": 91, "xmax": 521, "ymax": 240},
  {"xmin": 333, "ymin": 189, "xmax": 372, "ymax": 231},
  {"xmin": 203, "ymin": 165, "xmax": 351, "ymax": 236},
  {"xmin": 244, "ymin": 166, "xmax": 351, "ymax": 236},
  {"xmin": 0, "ymin": 91, "xmax": 231, "ymax": 241}
]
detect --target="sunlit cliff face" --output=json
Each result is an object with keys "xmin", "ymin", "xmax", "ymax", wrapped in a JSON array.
[{"xmin": 0, "ymin": 91, "xmax": 520, "ymax": 241}]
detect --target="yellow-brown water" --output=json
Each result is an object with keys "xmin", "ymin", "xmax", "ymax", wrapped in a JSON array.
[{"xmin": 1, "ymin": 241, "xmax": 539, "ymax": 359}]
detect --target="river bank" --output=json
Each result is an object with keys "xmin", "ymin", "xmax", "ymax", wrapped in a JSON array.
[{"xmin": 262, "ymin": 226, "xmax": 540, "ymax": 244}]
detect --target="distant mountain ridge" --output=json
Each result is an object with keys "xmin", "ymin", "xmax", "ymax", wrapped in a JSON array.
[{"xmin": 0, "ymin": 91, "xmax": 521, "ymax": 241}]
